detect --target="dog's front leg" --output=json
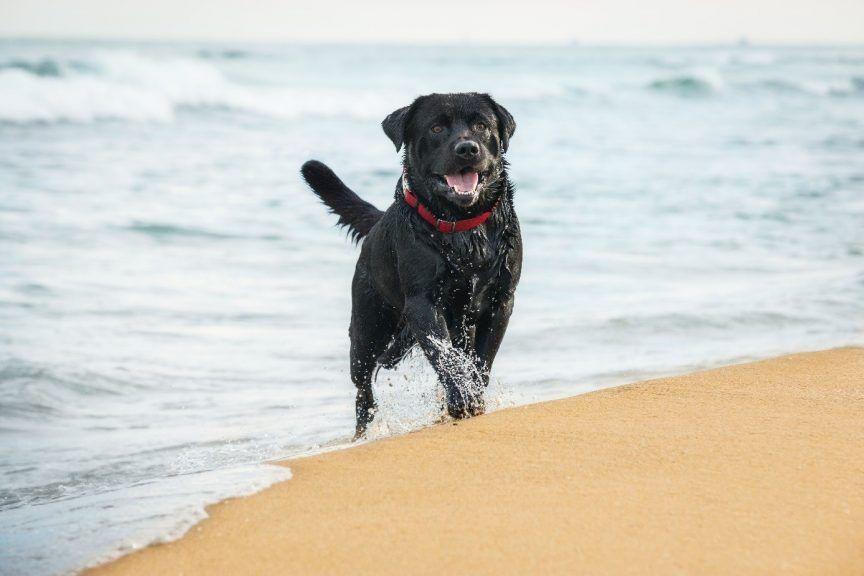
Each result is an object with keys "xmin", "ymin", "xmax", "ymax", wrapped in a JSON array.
[
  {"xmin": 474, "ymin": 296, "xmax": 514, "ymax": 386},
  {"xmin": 403, "ymin": 295, "xmax": 485, "ymax": 419}
]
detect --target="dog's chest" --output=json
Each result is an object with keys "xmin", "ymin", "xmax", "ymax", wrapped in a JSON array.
[
  {"xmin": 440, "ymin": 227, "xmax": 503, "ymax": 273},
  {"xmin": 436, "ymin": 230, "xmax": 507, "ymax": 317}
]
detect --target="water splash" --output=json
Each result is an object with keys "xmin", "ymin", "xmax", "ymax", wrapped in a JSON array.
[{"xmin": 367, "ymin": 341, "xmax": 515, "ymax": 440}]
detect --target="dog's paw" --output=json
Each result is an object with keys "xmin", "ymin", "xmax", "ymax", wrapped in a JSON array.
[{"xmin": 446, "ymin": 393, "xmax": 486, "ymax": 420}]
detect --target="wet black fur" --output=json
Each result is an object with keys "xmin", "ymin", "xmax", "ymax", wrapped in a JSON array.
[{"xmin": 302, "ymin": 93, "xmax": 522, "ymax": 438}]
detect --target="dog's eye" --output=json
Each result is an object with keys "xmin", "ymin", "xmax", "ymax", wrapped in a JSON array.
[
  {"xmin": 474, "ymin": 122, "xmax": 487, "ymax": 131},
  {"xmin": 431, "ymin": 125, "xmax": 443, "ymax": 134}
]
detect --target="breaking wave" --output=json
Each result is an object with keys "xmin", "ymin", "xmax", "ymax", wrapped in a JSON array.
[
  {"xmin": 646, "ymin": 69, "xmax": 725, "ymax": 95},
  {"xmin": 646, "ymin": 69, "xmax": 864, "ymax": 98},
  {"xmin": 0, "ymin": 58, "xmax": 65, "ymax": 77},
  {"xmin": 0, "ymin": 51, "xmax": 589, "ymax": 125},
  {"xmin": 2, "ymin": 50, "xmax": 861, "ymax": 124},
  {"xmin": 0, "ymin": 51, "xmax": 391, "ymax": 124}
]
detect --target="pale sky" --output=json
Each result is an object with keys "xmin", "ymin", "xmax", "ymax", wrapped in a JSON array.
[{"xmin": 2, "ymin": 0, "xmax": 863, "ymax": 44}]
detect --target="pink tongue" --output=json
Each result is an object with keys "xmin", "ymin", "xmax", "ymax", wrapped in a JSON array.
[{"xmin": 444, "ymin": 171, "xmax": 479, "ymax": 193}]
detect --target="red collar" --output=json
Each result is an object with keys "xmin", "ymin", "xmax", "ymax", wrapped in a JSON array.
[{"xmin": 402, "ymin": 174, "xmax": 498, "ymax": 234}]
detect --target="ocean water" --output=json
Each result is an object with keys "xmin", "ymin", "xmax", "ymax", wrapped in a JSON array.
[{"xmin": 1, "ymin": 39, "xmax": 863, "ymax": 575}]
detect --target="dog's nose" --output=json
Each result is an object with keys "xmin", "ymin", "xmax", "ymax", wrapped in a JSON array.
[{"xmin": 454, "ymin": 140, "xmax": 480, "ymax": 159}]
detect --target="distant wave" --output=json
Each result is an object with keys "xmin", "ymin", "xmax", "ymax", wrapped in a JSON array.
[
  {"xmin": 123, "ymin": 221, "xmax": 283, "ymax": 241},
  {"xmin": 825, "ymin": 76, "xmax": 864, "ymax": 97},
  {"xmin": 0, "ymin": 51, "xmax": 394, "ymax": 124},
  {"xmin": 196, "ymin": 49, "xmax": 251, "ymax": 60},
  {"xmin": 646, "ymin": 69, "xmax": 864, "ymax": 98},
  {"xmin": 126, "ymin": 222, "xmax": 240, "ymax": 240},
  {"xmin": 0, "ymin": 58, "xmax": 64, "ymax": 77},
  {"xmin": 0, "ymin": 50, "xmax": 593, "ymax": 125},
  {"xmin": 647, "ymin": 70, "xmax": 724, "ymax": 96},
  {"xmin": 0, "ymin": 51, "xmax": 583, "ymax": 126},
  {"xmin": 743, "ymin": 76, "xmax": 864, "ymax": 97},
  {"xmin": 2, "ymin": 50, "xmax": 861, "ymax": 124},
  {"xmin": 651, "ymin": 51, "xmax": 778, "ymax": 69}
]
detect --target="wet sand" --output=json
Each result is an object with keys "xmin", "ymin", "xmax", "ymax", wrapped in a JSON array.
[{"xmin": 88, "ymin": 348, "xmax": 864, "ymax": 575}]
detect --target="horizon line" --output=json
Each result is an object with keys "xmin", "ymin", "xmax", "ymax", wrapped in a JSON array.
[{"xmin": 2, "ymin": 34, "xmax": 863, "ymax": 48}]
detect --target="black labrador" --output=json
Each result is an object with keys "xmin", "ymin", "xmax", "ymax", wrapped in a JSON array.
[{"xmin": 302, "ymin": 92, "xmax": 522, "ymax": 438}]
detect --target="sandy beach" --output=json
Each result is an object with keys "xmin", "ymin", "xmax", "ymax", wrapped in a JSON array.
[{"xmin": 88, "ymin": 348, "xmax": 864, "ymax": 575}]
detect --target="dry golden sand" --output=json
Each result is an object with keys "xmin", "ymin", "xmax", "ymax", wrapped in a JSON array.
[{"xmin": 89, "ymin": 348, "xmax": 864, "ymax": 575}]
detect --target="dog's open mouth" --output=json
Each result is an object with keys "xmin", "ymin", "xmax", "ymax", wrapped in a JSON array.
[
  {"xmin": 444, "ymin": 169, "xmax": 479, "ymax": 196},
  {"xmin": 428, "ymin": 167, "xmax": 488, "ymax": 207}
]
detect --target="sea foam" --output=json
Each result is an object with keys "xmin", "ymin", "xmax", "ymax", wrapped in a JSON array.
[{"xmin": 0, "ymin": 51, "xmax": 390, "ymax": 124}]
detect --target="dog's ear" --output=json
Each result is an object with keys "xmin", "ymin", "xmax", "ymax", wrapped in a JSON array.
[
  {"xmin": 382, "ymin": 104, "xmax": 412, "ymax": 151},
  {"xmin": 484, "ymin": 95, "xmax": 516, "ymax": 153}
]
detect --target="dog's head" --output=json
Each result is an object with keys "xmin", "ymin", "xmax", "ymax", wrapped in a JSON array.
[{"xmin": 382, "ymin": 93, "xmax": 515, "ymax": 210}]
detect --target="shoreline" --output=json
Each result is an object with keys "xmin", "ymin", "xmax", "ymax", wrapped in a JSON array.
[{"xmin": 88, "ymin": 348, "xmax": 864, "ymax": 575}]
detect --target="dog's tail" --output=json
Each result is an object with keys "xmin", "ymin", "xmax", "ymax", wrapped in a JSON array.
[{"xmin": 301, "ymin": 160, "xmax": 384, "ymax": 242}]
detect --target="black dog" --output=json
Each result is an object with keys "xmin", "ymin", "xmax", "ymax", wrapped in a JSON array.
[{"xmin": 302, "ymin": 92, "xmax": 522, "ymax": 438}]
